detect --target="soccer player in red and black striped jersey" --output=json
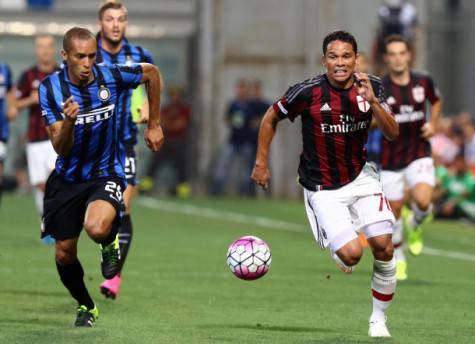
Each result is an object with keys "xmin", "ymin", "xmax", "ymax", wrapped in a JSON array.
[
  {"xmin": 252, "ymin": 31, "xmax": 399, "ymax": 338},
  {"xmin": 16, "ymin": 34, "xmax": 60, "ymax": 243},
  {"xmin": 380, "ymin": 35, "xmax": 442, "ymax": 280}
]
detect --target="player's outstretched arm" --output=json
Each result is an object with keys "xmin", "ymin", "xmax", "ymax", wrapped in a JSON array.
[
  {"xmin": 46, "ymin": 96, "xmax": 79, "ymax": 156},
  {"xmin": 140, "ymin": 63, "xmax": 164, "ymax": 152},
  {"xmin": 354, "ymin": 72, "xmax": 399, "ymax": 141},
  {"xmin": 251, "ymin": 106, "xmax": 279, "ymax": 189},
  {"xmin": 421, "ymin": 98, "xmax": 442, "ymax": 139}
]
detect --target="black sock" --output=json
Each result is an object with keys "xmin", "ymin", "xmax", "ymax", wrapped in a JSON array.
[
  {"xmin": 119, "ymin": 214, "xmax": 133, "ymax": 273},
  {"xmin": 99, "ymin": 222, "xmax": 118, "ymax": 246},
  {"xmin": 56, "ymin": 259, "xmax": 95, "ymax": 310}
]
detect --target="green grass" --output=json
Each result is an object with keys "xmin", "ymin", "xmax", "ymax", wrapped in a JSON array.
[{"xmin": 1, "ymin": 193, "xmax": 474, "ymax": 344}]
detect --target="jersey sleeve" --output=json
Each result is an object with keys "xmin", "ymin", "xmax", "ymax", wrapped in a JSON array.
[
  {"xmin": 425, "ymin": 75, "xmax": 441, "ymax": 104},
  {"xmin": 141, "ymin": 48, "xmax": 154, "ymax": 64},
  {"xmin": 38, "ymin": 80, "xmax": 63, "ymax": 126},
  {"xmin": 272, "ymin": 83, "xmax": 310, "ymax": 122},
  {"xmin": 113, "ymin": 64, "xmax": 143, "ymax": 90},
  {"xmin": 16, "ymin": 71, "xmax": 30, "ymax": 99}
]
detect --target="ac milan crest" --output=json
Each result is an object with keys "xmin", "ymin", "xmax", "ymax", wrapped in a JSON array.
[
  {"xmin": 412, "ymin": 86, "xmax": 425, "ymax": 103},
  {"xmin": 356, "ymin": 95, "xmax": 370, "ymax": 113}
]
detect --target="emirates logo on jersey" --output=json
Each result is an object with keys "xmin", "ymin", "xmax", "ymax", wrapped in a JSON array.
[
  {"xmin": 412, "ymin": 86, "xmax": 425, "ymax": 103},
  {"xmin": 356, "ymin": 95, "xmax": 370, "ymax": 113},
  {"xmin": 321, "ymin": 114, "xmax": 370, "ymax": 134}
]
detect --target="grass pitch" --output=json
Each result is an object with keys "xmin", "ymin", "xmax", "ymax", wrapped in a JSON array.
[{"xmin": 1, "ymin": 193, "xmax": 474, "ymax": 343}]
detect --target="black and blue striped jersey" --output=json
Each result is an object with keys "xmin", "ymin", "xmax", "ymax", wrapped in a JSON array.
[
  {"xmin": 0, "ymin": 63, "xmax": 13, "ymax": 142},
  {"xmin": 96, "ymin": 35, "xmax": 154, "ymax": 145},
  {"xmin": 39, "ymin": 63, "xmax": 143, "ymax": 182}
]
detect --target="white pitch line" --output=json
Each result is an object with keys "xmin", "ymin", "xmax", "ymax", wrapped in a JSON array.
[{"xmin": 138, "ymin": 197, "xmax": 475, "ymax": 264}]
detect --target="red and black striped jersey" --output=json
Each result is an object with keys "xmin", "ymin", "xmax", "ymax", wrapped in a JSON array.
[
  {"xmin": 273, "ymin": 74, "xmax": 389, "ymax": 190},
  {"xmin": 17, "ymin": 65, "xmax": 59, "ymax": 142},
  {"xmin": 380, "ymin": 71, "xmax": 440, "ymax": 170}
]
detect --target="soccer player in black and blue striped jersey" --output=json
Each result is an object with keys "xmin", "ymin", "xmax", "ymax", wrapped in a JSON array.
[
  {"xmin": 39, "ymin": 27, "xmax": 164, "ymax": 327},
  {"xmin": 0, "ymin": 62, "xmax": 17, "ymax": 206},
  {"xmin": 96, "ymin": 1, "xmax": 155, "ymax": 298}
]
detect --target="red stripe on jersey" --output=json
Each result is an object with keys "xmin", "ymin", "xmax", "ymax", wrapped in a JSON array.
[
  {"xmin": 329, "ymin": 87, "xmax": 349, "ymax": 184},
  {"xmin": 372, "ymin": 289, "xmax": 394, "ymax": 302},
  {"xmin": 312, "ymin": 86, "xmax": 332, "ymax": 186}
]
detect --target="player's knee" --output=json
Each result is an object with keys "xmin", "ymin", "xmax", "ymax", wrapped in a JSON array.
[
  {"xmin": 337, "ymin": 246, "xmax": 363, "ymax": 267},
  {"xmin": 84, "ymin": 217, "xmax": 109, "ymax": 241},
  {"xmin": 372, "ymin": 241, "xmax": 394, "ymax": 261},
  {"xmin": 414, "ymin": 197, "xmax": 431, "ymax": 211},
  {"xmin": 55, "ymin": 248, "xmax": 76, "ymax": 266}
]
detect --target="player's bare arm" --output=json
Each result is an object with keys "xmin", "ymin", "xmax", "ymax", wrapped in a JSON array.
[
  {"xmin": 6, "ymin": 88, "xmax": 18, "ymax": 121},
  {"xmin": 16, "ymin": 90, "xmax": 39, "ymax": 109},
  {"xmin": 140, "ymin": 63, "xmax": 164, "ymax": 152},
  {"xmin": 421, "ymin": 98, "xmax": 442, "ymax": 139},
  {"xmin": 46, "ymin": 96, "xmax": 79, "ymax": 156},
  {"xmin": 251, "ymin": 106, "xmax": 278, "ymax": 189},
  {"xmin": 355, "ymin": 72, "xmax": 398, "ymax": 140}
]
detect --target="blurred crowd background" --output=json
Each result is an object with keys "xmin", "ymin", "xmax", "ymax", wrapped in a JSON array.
[{"xmin": 0, "ymin": 0, "xmax": 474, "ymax": 222}]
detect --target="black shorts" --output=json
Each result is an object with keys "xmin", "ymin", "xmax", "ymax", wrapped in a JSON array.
[
  {"xmin": 124, "ymin": 142, "xmax": 137, "ymax": 186},
  {"xmin": 42, "ymin": 173, "xmax": 125, "ymax": 241}
]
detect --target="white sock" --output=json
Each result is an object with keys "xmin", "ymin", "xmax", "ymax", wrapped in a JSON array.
[
  {"xmin": 34, "ymin": 189, "xmax": 44, "ymax": 216},
  {"xmin": 410, "ymin": 202, "xmax": 433, "ymax": 227},
  {"xmin": 391, "ymin": 218, "xmax": 405, "ymax": 262},
  {"xmin": 371, "ymin": 257, "xmax": 397, "ymax": 321}
]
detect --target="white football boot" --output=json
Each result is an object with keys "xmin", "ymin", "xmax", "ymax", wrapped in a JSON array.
[{"xmin": 368, "ymin": 315, "xmax": 391, "ymax": 338}]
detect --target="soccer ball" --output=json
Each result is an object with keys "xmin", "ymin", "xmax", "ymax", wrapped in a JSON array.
[{"xmin": 226, "ymin": 235, "xmax": 272, "ymax": 280}]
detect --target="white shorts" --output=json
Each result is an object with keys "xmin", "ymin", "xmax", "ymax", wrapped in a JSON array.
[
  {"xmin": 380, "ymin": 157, "xmax": 435, "ymax": 201},
  {"xmin": 304, "ymin": 163, "xmax": 395, "ymax": 252},
  {"xmin": 26, "ymin": 140, "xmax": 57, "ymax": 185},
  {"xmin": 0, "ymin": 141, "xmax": 6, "ymax": 162}
]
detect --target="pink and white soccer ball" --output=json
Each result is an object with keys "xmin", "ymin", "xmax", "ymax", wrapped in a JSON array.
[{"xmin": 226, "ymin": 235, "xmax": 272, "ymax": 280}]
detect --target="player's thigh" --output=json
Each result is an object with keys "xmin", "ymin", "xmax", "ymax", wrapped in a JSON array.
[
  {"xmin": 84, "ymin": 178, "xmax": 124, "ymax": 234},
  {"xmin": 123, "ymin": 184, "xmax": 136, "ymax": 214},
  {"xmin": 42, "ymin": 174, "xmax": 88, "ymax": 241},
  {"xmin": 406, "ymin": 157, "xmax": 435, "ymax": 207},
  {"xmin": 303, "ymin": 188, "xmax": 357, "ymax": 252},
  {"xmin": 380, "ymin": 169, "xmax": 405, "ymax": 202},
  {"xmin": 352, "ymin": 191, "xmax": 395, "ymax": 239}
]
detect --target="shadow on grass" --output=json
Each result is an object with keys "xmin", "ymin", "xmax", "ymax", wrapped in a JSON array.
[
  {"xmin": 0, "ymin": 289, "xmax": 66, "ymax": 298},
  {"xmin": 0, "ymin": 317, "xmax": 60, "ymax": 327},
  {"xmin": 199, "ymin": 323, "xmax": 333, "ymax": 333}
]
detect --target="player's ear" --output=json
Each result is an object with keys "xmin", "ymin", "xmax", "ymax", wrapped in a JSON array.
[
  {"xmin": 60, "ymin": 49, "xmax": 67, "ymax": 61},
  {"xmin": 321, "ymin": 55, "xmax": 326, "ymax": 68}
]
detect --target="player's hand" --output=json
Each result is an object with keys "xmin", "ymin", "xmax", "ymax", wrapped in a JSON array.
[
  {"xmin": 420, "ymin": 122, "xmax": 435, "ymax": 139},
  {"xmin": 62, "ymin": 96, "xmax": 80, "ymax": 123},
  {"xmin": 354, "ymin": 72, "xmax": 377, "ymax": 104},
  {"xmin": 145, "ymin": 124, "xmax": 164, "ymax": 152},
  {"xmin": 136, "ymin": 105, "xmax": 149, "ymax": 124},
  {"xmin": 251, "ymin": 163, "xmax": 271, "ymax": 190}
]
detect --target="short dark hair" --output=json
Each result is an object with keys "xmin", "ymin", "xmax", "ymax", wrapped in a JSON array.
[
  {"xmin": 63, "ymin": 27, "xmax": 95, "ymax": 52},
  {"xmin": 98, "ymin": 1, "xmax": 128, "ymax": 20},
  {"xmin": 383, "ymin": 34, "xmax": 410, "ymax": 53},
  {"xmin": 323, "ymin": 30, "xmax": 358, "ymax": 55}
]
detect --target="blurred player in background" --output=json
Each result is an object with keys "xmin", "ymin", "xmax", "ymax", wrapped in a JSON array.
[
  {"xmin": 16, "ymin": 34, "xmax": 59, "ymax": 243},
  {"xmin": 0, "ymin": 62, "xmax": 17, "ymax": 206},
  {"xmin": 380, "ymin": 35, "xmax": 441, "ymax": 280},
  {"xmin": 252, "ymin": 31, "xmax": 399, "ymax": 338},
  {"xmin": 96, "ymin": 1, "xmax": 155, "ymax": 299},
  {"xmin": 142, "ymin": 85, "xmax": 192, "ymax": 197},
  {"xmin": 39, "ymin": 27, "xmax": 163, "ymax": 326}
]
